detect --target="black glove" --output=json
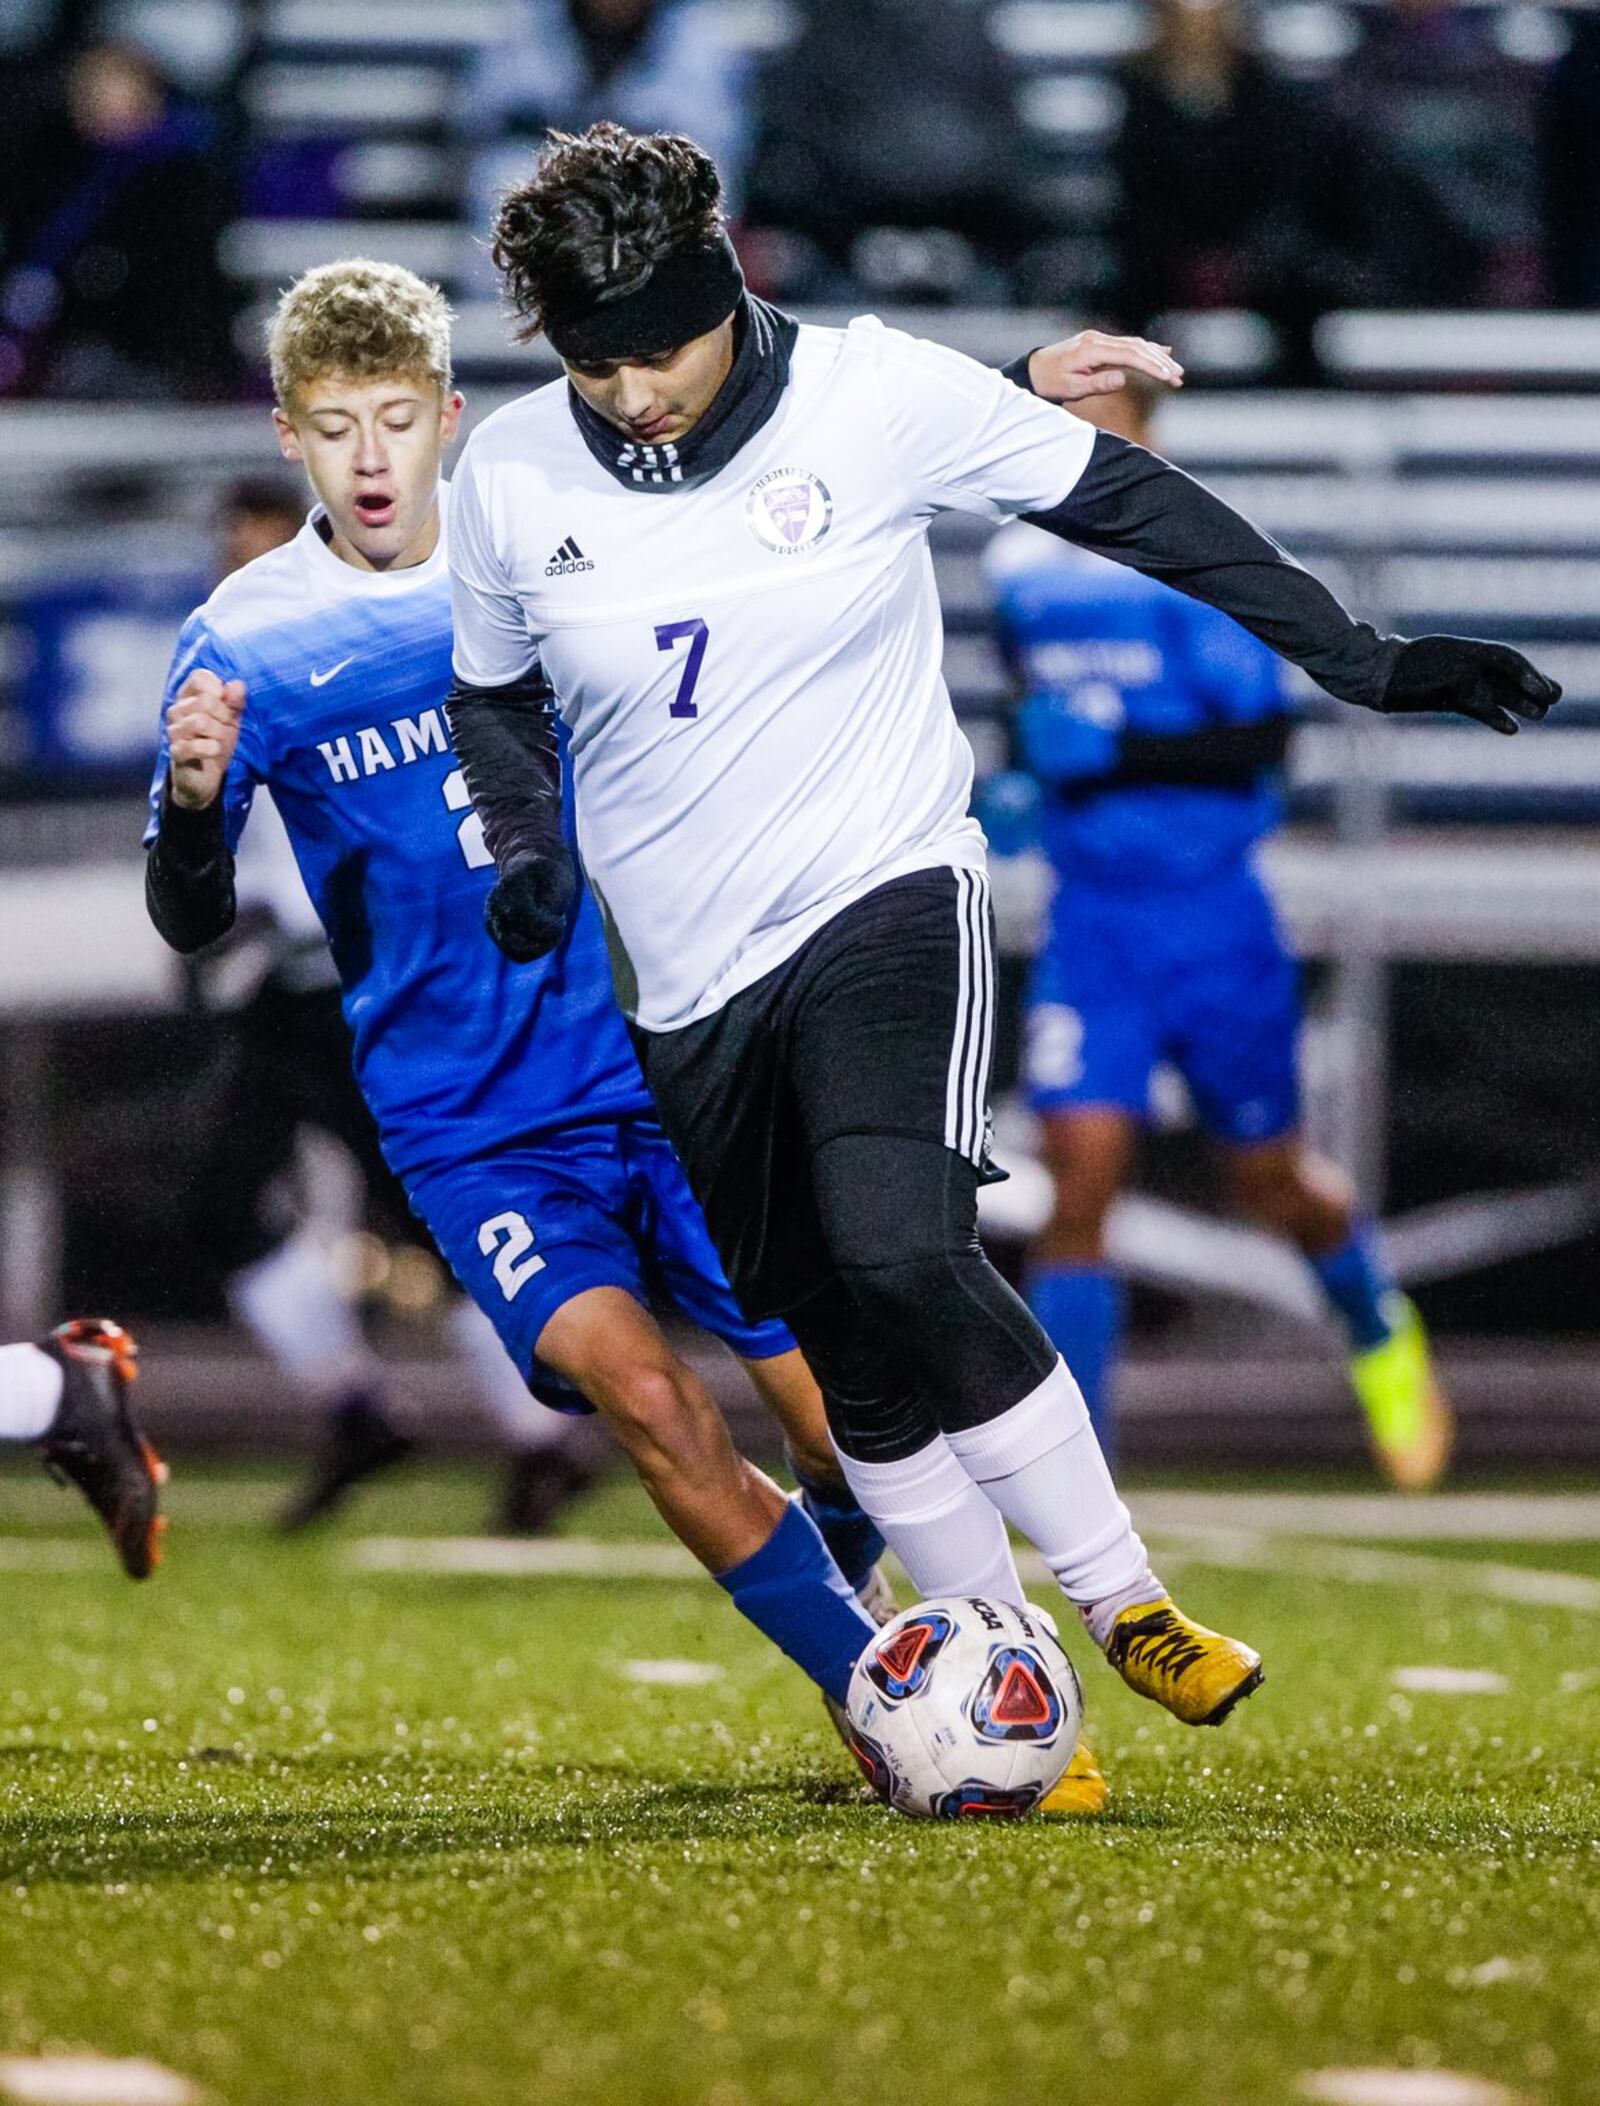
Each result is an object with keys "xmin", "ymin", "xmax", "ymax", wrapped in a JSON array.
[
  {"xmin": 484, "ymin": 853, "xmax": 577, "ymax": 963},
  {"xmin": 1381, "ymin": 635, "xmax": 1561, "ymax": 735}
]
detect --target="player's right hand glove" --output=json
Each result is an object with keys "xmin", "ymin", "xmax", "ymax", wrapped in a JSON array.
[
  {"xmin": 484, "ymin": 853, "xmax": 576, "ymax": 963},
  {"xmin": 1381, "ymin": 635, "xmax": 1560, "ymax": 735}
]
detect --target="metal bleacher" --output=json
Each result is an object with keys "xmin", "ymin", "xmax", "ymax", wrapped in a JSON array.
[{"xmin": 208, "ymin": 0, "xmax": 1576, "ymax": 328}]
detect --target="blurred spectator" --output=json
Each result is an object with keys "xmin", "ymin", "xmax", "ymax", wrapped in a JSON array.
[
  {"xmin": 0, "ymin": 37, "xmax": 239, "ymax": 400},
  {"xmin": 1329, "ymin": 0, "xmax": 1544, "ymax": 307},
  {"xmin": 1542, "ymin": 14, "xmax": 1600, "ymax": 309},
  {"xmin": 216, "ymin": 475, "xmax": 304, "ymax": 576},
  {"xmin": 457, "ymin": 0, "xmax": 753, "ymax": 269},
  {"xmin": 745, "ymin": 0, "xmax": 1041, "ymax": 302},
  {"xmin": 1109, "ymin": 0, "xmax": 1368, "ymax": 381}
]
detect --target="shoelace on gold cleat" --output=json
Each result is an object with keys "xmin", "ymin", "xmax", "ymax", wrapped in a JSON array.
[{"xmin": 1106, "ymin": 1601, "xmax": 1263, "ymax": 1726}]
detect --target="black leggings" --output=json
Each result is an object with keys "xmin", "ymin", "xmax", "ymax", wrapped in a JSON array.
[
  {"xmin": 786, "ymin": 1134, "xmax": 1056, "ymax": 1462},
  {"xmin": 636, "ymin": 869, "xmax": 1059, "ymax": 1464}
]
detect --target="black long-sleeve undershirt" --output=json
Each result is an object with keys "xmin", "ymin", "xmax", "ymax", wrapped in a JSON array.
[
  {"xmin": 1027, "ymin": 430, "xmax": 1399, "ymax": 710},
  {"xmin": 442, "ymin": 664, "xmax": 566, "ymax": 874},
  {"xmin": 144, "ymin": 783, "xmax": 236, "ymax": 954},
  {"xmin": 998, "ymin": 351, "xmax": 1400, "ymax": 711},
  {"xmin": 1110, "ymin": 713, "xmax": 1292, "ymax": 790}
]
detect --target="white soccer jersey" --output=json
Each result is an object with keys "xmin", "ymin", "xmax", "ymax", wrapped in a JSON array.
[{"xmin": 449, "ymin": 317, "xmax": 1097, "ymax": 1031}]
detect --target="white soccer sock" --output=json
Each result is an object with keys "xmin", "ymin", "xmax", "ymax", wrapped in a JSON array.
[
  {"xmin": 943, "ymin": 1358, "xmax": 1156, "ymax": 1616},
  {"xmin": 833, "ymin": 1433, "xmax": 1027, "ymax": 1607},
  {"xmin": 0, "ymin": 1344, "xmax": 63, "ymax": 1441},
  {"xmin": 447, "ymin": 1298, "xmax": 572, "ymax": 1452},
  {"xmin": 229, "ymin": 1231, "xmax": 379, "ymax": 1400}
]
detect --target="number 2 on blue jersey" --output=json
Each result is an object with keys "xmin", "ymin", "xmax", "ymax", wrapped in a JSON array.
[{"xmin": 656, "ymin": 618, "xmax": 708, "ymax": 719}]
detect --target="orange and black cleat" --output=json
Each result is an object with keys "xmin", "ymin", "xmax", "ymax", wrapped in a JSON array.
[{"xmin": 39, "ymin": 1319, "xmax": 167, "ymax": 1579}]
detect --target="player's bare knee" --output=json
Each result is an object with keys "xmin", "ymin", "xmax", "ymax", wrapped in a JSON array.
[
  {"xmin": 1225, "ymin": 1141, "xmax": 1351, "ymax": 1246},
  {"xmin": 592, "ymin": 1358, "xmax": 687, "ymax": 1443}
]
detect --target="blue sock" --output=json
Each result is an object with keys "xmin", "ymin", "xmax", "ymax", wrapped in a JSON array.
[
  {"xmin": 1026, "ymin": 1265, "xmax": 1125, "ymax": 1454},
  {"xmin": 715, "ymin": 1500, "xmax": 876, "ymax": 1705},
  {"xmin": 1310, "ymin": 1224, "xmax": 1398, "ymax": 1352},
  {"xmin": 793, "ymin": 1470, "xmax": 886, "ymax": 1593}
]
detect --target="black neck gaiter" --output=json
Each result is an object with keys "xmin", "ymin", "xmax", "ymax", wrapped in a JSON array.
[{"xmin": 566, "ymin": 295, "xmax": 799, "ymax": 494}]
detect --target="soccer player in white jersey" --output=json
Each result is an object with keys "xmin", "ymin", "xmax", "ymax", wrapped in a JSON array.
[
  {"xmin": 445, "ymin": 125, "xmax": 1559, "ymax": 1731},
  {"xmin": 143, "ymin": 261, "xmax": 1179, "ymax": 1804}
]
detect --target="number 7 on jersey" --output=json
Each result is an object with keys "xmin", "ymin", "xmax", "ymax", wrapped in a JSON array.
[{"xmin": 656, "ymin": 618, "xmax": 708, "ymax": 719}]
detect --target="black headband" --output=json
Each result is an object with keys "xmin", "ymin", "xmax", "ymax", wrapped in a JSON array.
[{"xmin": 544, "ymin": 232, "xmax": 745, "ymax": 364}]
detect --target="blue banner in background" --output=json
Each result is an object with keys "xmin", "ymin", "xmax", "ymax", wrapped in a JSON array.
[{"xmin": 12, "ymin": 571, "xmax": 205, "ymax": 780}]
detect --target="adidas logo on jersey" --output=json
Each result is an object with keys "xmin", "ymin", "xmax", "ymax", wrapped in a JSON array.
[{"xmin": 545, "ymin": 536, "xmax": 594, "ymax": 577}]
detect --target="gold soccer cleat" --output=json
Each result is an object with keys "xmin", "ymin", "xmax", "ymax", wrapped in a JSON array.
[
  {"xmin": 1038, "ymin": 1736, "xmax": 1109, "ymax": 1817},
  {"xmin": 1350, "ymin": 1293, "xmax": 1455, "ymax": 1493},
  {"xmin": 1105, "ymin": 1599, "xmax": 1262, "ymax": 1726}
]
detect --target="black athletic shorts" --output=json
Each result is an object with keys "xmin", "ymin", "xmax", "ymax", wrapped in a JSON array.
[{"xmin": 632, "ymin": 864, "xmax": 999, "ymax": 1321}]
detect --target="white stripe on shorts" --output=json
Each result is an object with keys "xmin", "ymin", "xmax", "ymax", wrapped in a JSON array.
[{"xmin": 944, "ymin": 868, "xmax": 994, "ymax": 1164}]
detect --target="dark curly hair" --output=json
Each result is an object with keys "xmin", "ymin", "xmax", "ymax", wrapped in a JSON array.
[{"xmin": 491, "ymin": 123, "xmax": 726, "ymax": 344}]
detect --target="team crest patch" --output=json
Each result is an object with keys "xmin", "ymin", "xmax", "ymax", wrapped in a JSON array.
[
  {"xmin": 865, "ymin": 1610, "xmax": 954, "ymax": 1700},
  {"xmin": 745, "ymin": 468, "xmax": 833, "ymax": 554}
]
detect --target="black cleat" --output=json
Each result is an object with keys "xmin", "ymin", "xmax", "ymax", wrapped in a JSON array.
[
  {"xmin": 494, "ymin": 1446, "xmax": 601, "ymax": 1536},
  {"xmin": 40, "ymin": 1319, "xmax": 166, "ymax": 1580},
  {"xmin": 276, "ymin": 1392, "xmax": 416, "ymax": 1533}
]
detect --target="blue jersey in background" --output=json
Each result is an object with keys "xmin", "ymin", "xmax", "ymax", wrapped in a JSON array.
[
  {"xmin": 986, "ymin": 525, "xmax": 1289, "ymax": 888},
  {"xmin": 985, "ymin": 522, "xmax": 1302, "ymax": 1144}
]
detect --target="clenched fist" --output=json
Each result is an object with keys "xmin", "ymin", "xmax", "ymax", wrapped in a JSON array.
[{"xmin": 166, "ymin": 669, "xmax": 246, "ymax": 808}]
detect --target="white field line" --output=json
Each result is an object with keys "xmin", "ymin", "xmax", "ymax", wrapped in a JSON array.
[
  {"xmin": 0, "ymin": 1541, "xmax": 107, "ymax": 1573},
  {"xmin": 0, "ymin": 1480, "xmax": 274, "ymax": 1528},
  {"xmin": 1122, "ymin": 1528, "xmax": 1600, "ymax": 1614},
  {"xmin": 1391, "ymin": 1668, "xmax": 1510, "ymax": 1695},
  {"xmin": 622, "ymin": 1659, "xmax": 724, "ymax": 1686},
  {"xmin": 0, "ymin": 2057, "xmax": 200, "ymax": 2106},
  {"xmin": 1127, "ymin": 1490, "xmax": 1600, "ymax": 1542},
  {"xmin": 1300, "ymin": 2072, "xmax": 1522, "ymax": 2106},
  {"xmin": 349, "ymin": 1536, "xmax": 700, "ymax": 1578},
  {"xmin": 341, "ymin": 1528, "xmax": 1600, "ymax": 1616}
]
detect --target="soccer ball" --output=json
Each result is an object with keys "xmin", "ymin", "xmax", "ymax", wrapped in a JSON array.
[{"xmin": 845, "ymin": 1595, "xmax": 1084, "ymax": 1820}]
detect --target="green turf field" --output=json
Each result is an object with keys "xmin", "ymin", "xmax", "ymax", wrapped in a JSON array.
[{"xmin": 1, "ymin": 1461, "xmax": 1598, "ymax": 2106}]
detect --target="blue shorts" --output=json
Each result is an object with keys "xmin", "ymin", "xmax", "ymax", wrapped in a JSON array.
[
  {"xmin": 406, "ymin": 1117, "xmax": 795, "ymax": 1411},
  {"xmin": 1024, "ymin": 862, "xmax": 1300, "ymax": 1147}
]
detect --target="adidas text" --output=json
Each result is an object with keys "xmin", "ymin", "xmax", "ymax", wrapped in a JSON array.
[{"xmin": 545, "ymin": 535, "xmax": 594, "ymax": 577}]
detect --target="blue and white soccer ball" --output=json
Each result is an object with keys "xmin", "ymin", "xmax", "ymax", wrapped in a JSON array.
[{"xmin": 845, "ymin": 1595, "xmax": 1084, "ymax": 1820}]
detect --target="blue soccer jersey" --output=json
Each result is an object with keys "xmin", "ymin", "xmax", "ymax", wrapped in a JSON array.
[
  {"xmin": 986, "ymin": 525, "xmax": 1289, "ymax": 887},
  {"xmin": 987, "ymin": 525, "xmax": 1302, "ymax": 1142},
  {"xmin": 146, "ymin": 491, "xmax": 651, "ymax": 1182}
]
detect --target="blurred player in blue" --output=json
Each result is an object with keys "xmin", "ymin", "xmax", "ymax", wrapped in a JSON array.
[
  {"xmin": 986, "ymin": 372, "xmax": 1454, "ymax": 1491},
  {"xmin": 142, "ymin": 260, "xmax": 889, "ymax": 1711}
]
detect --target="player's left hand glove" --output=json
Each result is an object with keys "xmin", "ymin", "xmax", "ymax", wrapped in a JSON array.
[
  {"xmin": 1381, "ymin": 635, "xmax": 1561, "ymax": 735},
  {"xmin": 485, "ymin": 852, "xmax": 576, "ymax": 963}
]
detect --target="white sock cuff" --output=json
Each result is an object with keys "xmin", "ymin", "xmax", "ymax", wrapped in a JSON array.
[
  {"xmin": 1048, "ymin": 1515, "xmax": 1151, "ymax": 1608},
  {"xmin": 942, "ymin": 1358, "xmax": 1089, "ymax": 1480},
  {"xmin": 835, "ymin": 1434, "xmax": 978, "ymax": 1527},
  {"xmin": 0, "ymin": 1343, "xmax": 64, "ymax": 1441}
]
